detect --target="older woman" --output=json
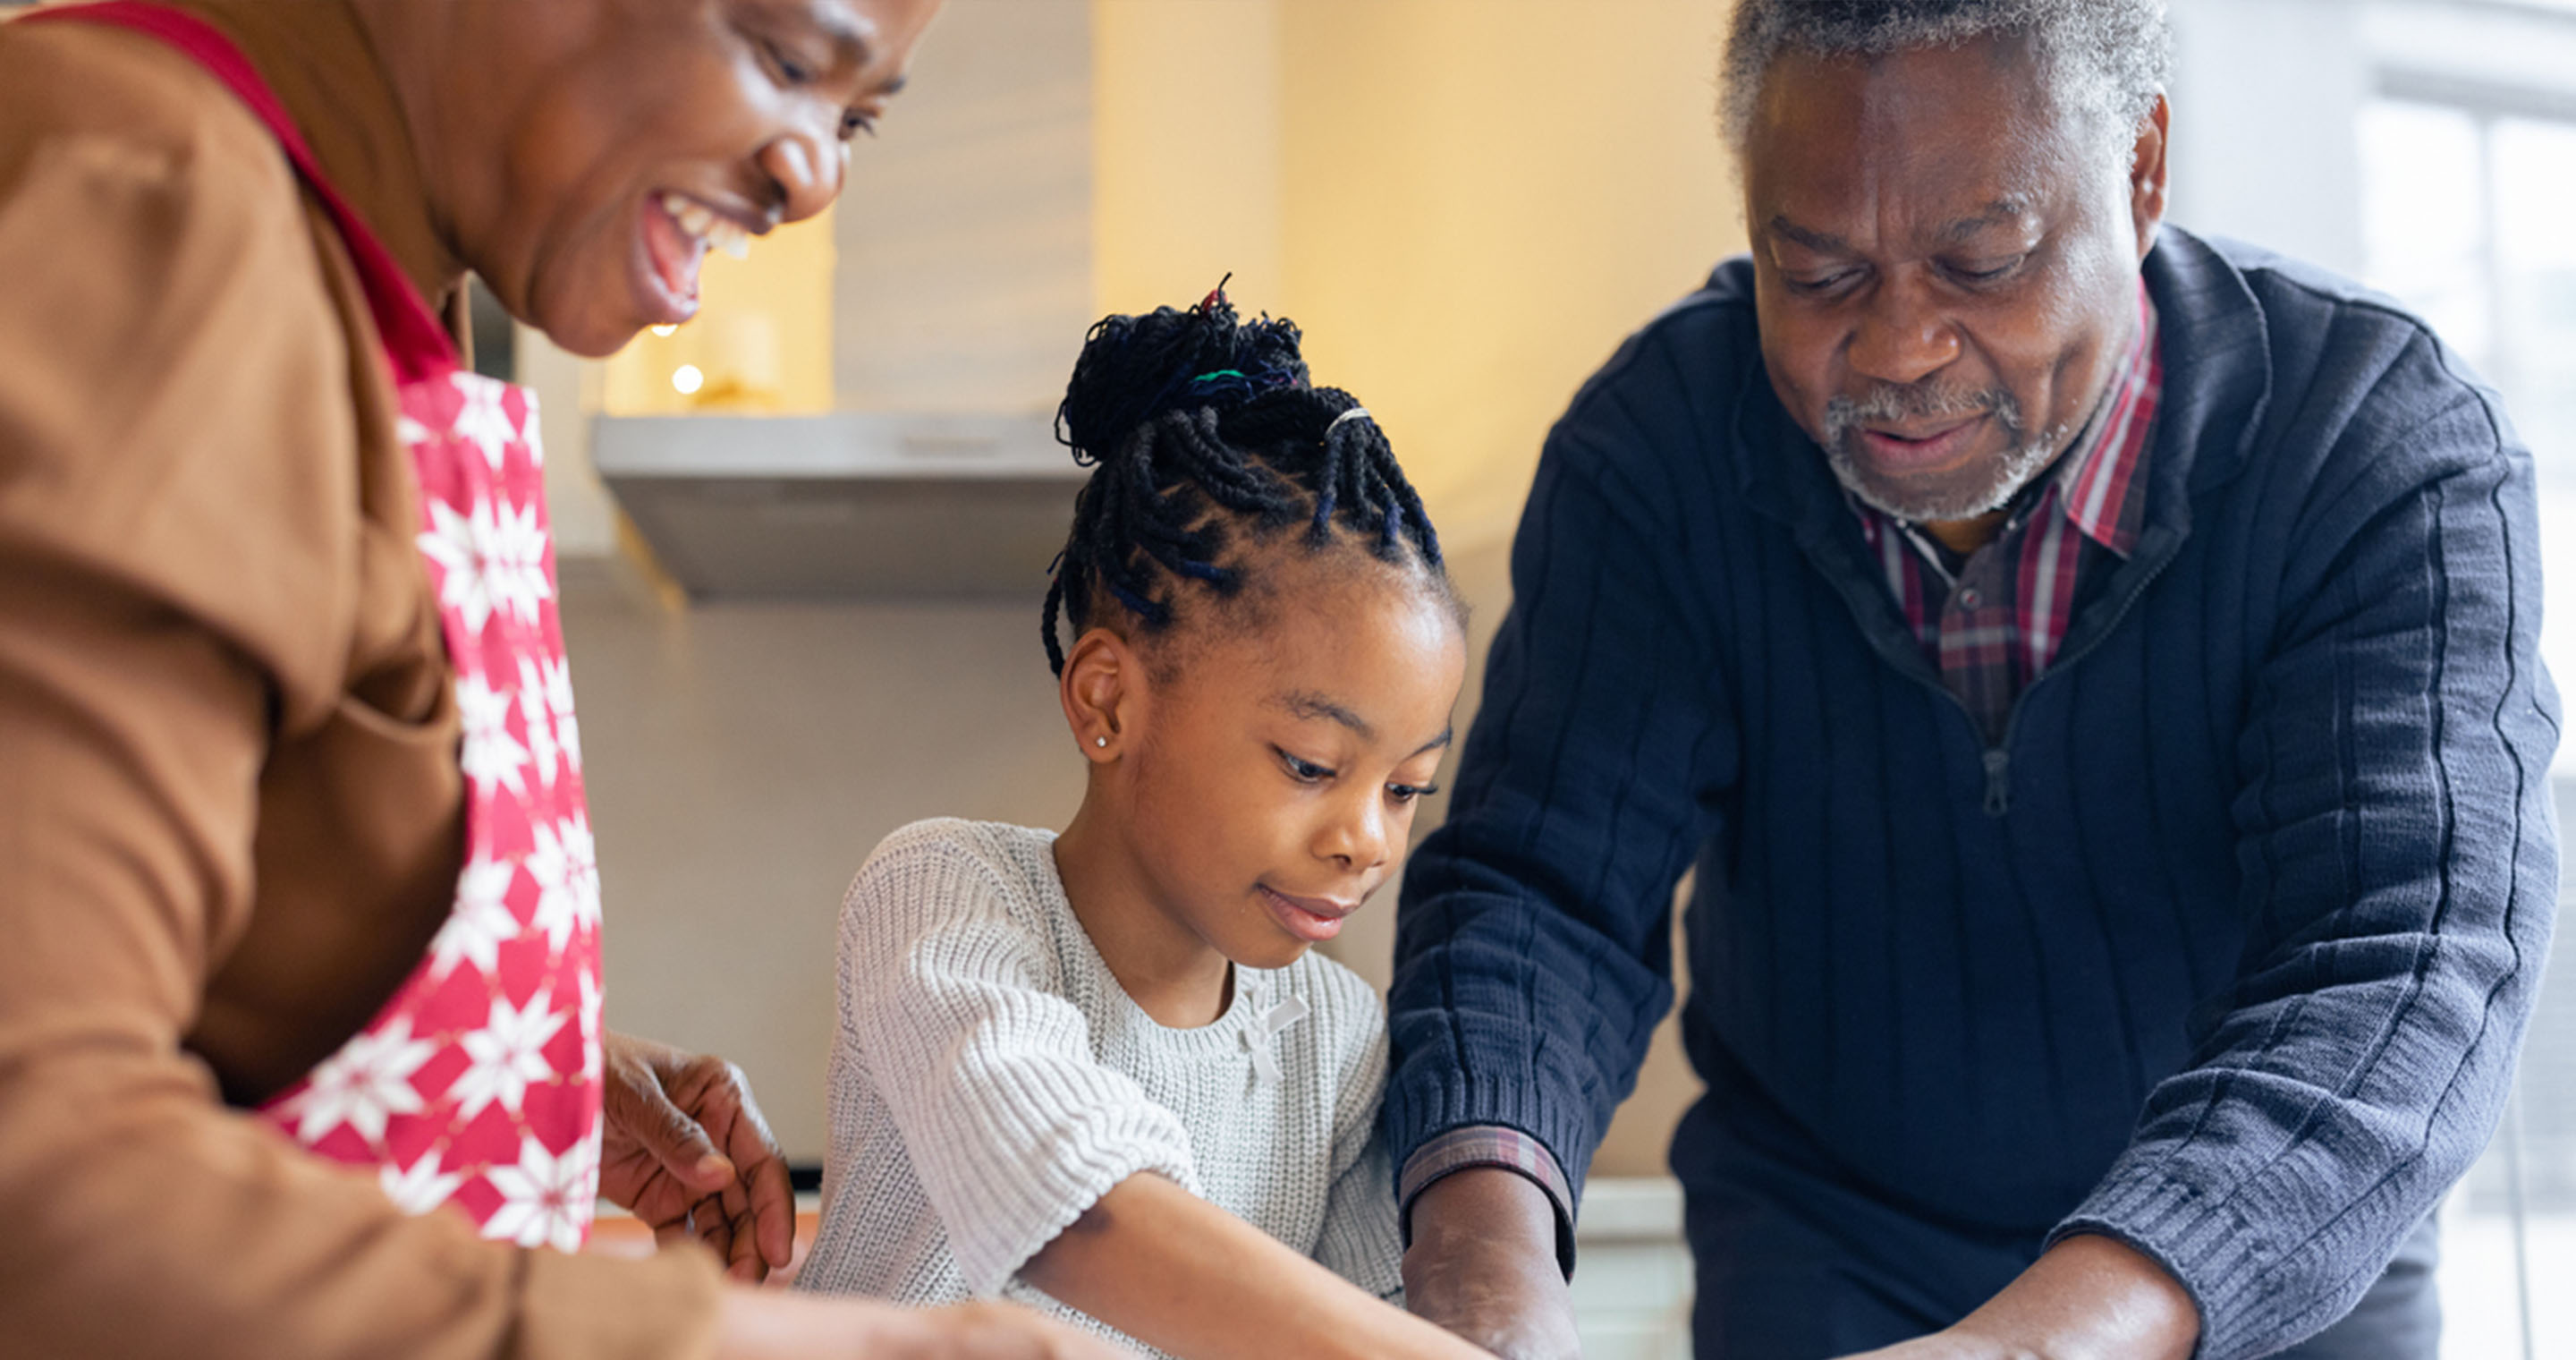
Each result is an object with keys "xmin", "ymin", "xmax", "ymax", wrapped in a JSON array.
[{"xmin": 0, "ymin": 3, "xmax": 1114, "ymax": 1356}]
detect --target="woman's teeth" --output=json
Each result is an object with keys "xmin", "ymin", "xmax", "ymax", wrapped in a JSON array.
[{"xmin": 657, "ymin": 191, "xmax": 750, "ymax": 260}]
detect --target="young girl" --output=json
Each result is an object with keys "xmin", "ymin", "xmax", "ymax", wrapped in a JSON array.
[{"xmin": 795, "ymin": 292, "xmax": 1487, "ymax": 1360}]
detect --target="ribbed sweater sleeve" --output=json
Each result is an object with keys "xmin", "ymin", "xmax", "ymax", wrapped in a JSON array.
[
  {"xmin": 835, "ymin": 823, "xmax": 1200, "ymax": 1297},
  {"xmin": 2051, "ymin": 387, "xmax": 2562, "ymax": 1358},
  {"xmin": 1385, "ymin": 374, "xmax": 1733, "ymax": 1196}
]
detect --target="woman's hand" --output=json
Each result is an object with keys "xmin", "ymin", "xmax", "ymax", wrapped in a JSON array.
[
  {"xmin": 598, "ymin": 1030, "xmax": 798, "ymax": 1281},
  {"xmin": 717, "ymin": 1291, "xmax": 1136, "ymax": 1360}
]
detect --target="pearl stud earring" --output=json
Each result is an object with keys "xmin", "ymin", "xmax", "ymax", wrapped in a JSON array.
[{"xmin": 1096, "ymin": 736, "xmax": 1109, "ymax": 748}]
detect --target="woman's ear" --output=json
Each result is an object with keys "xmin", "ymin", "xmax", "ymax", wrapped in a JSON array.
[{"xmin": 1060, "ymin": 626, "xmax": 1141, "ymax": 762}]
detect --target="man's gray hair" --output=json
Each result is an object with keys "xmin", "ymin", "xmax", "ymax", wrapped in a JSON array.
[{"xmin": 1720, "ymin": 0, "xmax": 2172, "ymax": 168}]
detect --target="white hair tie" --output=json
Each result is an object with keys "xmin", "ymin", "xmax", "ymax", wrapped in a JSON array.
[{"xmin": 1326, "ymin": 406, "xmax": 1372, "ymax": 437}]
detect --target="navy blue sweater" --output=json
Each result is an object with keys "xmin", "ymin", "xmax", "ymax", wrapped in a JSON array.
[{"xmin": 1385, "ymin": 228, "xmax": 2560, "ymax": 1359}]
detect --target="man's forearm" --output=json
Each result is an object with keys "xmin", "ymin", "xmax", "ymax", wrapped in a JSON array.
[
  {"xmin": 1919, "ymin": 1234, "xmax": 2199, "ymax": 1360},
  {"xmin": 1401, "ymin": 1168, "xmax": 1584, "ymax": 1360}
]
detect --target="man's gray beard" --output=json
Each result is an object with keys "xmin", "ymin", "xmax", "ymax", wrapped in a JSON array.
[{"xmin": 1821, "ymin": 384, "xmax": 2069, "ymax": 523}]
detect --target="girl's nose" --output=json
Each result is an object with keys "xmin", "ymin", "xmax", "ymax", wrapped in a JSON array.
[{"xmin": 1317, "ymin": 796, "xmax": 1391, "ymax": 872}]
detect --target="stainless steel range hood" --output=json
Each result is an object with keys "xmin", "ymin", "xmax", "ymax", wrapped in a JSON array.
[{"xmin": 591, "ymin": 412, "xmax": 1087, "ymax": 599}]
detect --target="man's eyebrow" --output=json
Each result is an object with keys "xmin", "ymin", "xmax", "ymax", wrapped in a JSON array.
[
  {"xmin": 1275, "ymin": 692, "xmax": 1376, "ymax": 743},
  {"xmin": 1932, "ymin": 200, "xmax": 2032, "ymax": 245},
  {"xmin": 1767, "ymin": 215, "xmax": 1848, "ymax": 253}
]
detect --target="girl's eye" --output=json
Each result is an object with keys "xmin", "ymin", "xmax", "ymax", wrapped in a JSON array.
[
  {"xmin": 840, "ymin": 110, "xmax": 877, "ymax": 141},
  {"xmin": 1387, "ymin": 782, "xmax": 1441, "ymax": 804},
  {"xmin": 1279, "ymin": 751, "xmax": 1334, "ymax": 783}
]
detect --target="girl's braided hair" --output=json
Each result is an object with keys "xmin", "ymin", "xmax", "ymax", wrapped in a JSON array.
[{"xmin": 1041, "ymin": 286, "xmax": 1450, "ymax": 676}]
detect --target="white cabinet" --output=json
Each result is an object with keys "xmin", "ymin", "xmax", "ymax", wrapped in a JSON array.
[{"xmin": 1571, "ymin": 1178, "xmax": 1694, "ymax": 1360}]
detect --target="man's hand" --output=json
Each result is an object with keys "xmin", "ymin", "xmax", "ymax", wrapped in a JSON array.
[
  {"xmin": 1401, "ymin": 1168, "xmax": 1584, "ymax": 1360},
  {"xmin": 598, "ymin": 1030, "xmax": 796, "ymax": 1282},
  {"xmin": 1835, "ymin": 1235, "xmax": 2199, "ymax": 1360},
  {"xmin": 717, "ymin": 1291, "xmax": 1136, "ymax": 1360}
]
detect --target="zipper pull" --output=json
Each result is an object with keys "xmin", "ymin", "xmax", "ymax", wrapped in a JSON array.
[{"xmin": 1982, "ymin": 748, "xmax": 2012, "ymax": 818}]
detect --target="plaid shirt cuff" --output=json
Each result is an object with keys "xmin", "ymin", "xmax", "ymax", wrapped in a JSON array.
[{"xmin": 1397, "ymin": 1126, "xmax": 1578, "ymax": 1276}]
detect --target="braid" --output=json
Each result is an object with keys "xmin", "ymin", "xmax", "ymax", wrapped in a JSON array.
[{"xmin": 1042, "ymin": 288, "xmax": 1452, "ymax": 676}]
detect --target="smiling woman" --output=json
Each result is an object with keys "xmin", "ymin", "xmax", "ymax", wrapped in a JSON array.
[
  {"xmin": 344, "ymin": 0, "xmax": 933, "ymax": 355},
  {"xmin": 0, "ymin": 0, "xmax": 1128, "ymax": 1356}
]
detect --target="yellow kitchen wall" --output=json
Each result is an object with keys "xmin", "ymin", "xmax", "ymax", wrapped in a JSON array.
[
  {"xmin": 1095, "ymin": 0, "xmax": 1750, "ymax": 549},
  {"xmin": 600, "ymin": 206, "xmax": 840, "ymax": 415}
]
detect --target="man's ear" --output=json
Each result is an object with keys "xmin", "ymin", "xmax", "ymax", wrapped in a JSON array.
[
  {"xmin": 1060, "ymin": 626, "xmax": 1143, "ymax": 762},
  {"xmin": 2130, "ymin": 92, "xmax": 2171, "ymax": 259}
]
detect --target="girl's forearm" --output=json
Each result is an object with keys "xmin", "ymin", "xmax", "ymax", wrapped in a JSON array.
[{"xmin": 1020, "ymin": 1172, "xmax": 1489, "ymax": 1360}]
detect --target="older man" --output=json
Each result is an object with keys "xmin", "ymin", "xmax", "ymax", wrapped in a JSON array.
[
  {"xmin": 1389, "ymin": 4, "xmax": 2559, "ymax": 1359},
  {"xmin": 0, "ymin": 2, "xmax": 1114, "ymax": 1356}
]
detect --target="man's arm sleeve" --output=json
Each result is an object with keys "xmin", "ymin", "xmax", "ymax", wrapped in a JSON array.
[
  {"xmin": 1385, "ymin": 388, "xmax": 1736, "ymax": 1212},
  {"xmin": 2051, "ymin": 392, "xmax": 2562, "ymax": 1360}
]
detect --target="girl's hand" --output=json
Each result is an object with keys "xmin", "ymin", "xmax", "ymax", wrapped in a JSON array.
[
  {"xmin": 718, "ymin": 1291, "xmax": 1136, "ymax": 1360},
  {"xmin": 1022, "ymin": 1172, "xmax": 1493, "ymax": 1360}
]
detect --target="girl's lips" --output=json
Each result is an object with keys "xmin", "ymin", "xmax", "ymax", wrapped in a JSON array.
[
  {"xmin": 1258, "ymin": 885, "xmax": 1352, "ymax": 944},
  {"xmin": 1854, "ymin": 413, "xmax": 1990, "ymax": 473},
  {"xmin": 631, "ymin": 195, "xmax": 704, "ymax": 327}
]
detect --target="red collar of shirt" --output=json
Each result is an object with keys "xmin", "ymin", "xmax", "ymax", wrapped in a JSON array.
[{"xmin": 2052, "ymin": 281, "xmax": 2163, "ymax": 558}]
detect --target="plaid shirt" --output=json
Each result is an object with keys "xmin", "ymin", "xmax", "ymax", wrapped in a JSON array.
[
  {"xmin": 1397, "ymin": 285, "xmax": 2162, "ymax": 1267},
  {"xmin": 1856, "ymin": 285, "xmax": 2163, "ymax": 740}
]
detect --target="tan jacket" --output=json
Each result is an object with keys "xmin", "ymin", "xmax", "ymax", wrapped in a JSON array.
[{"xmin": 0, "ymin": 4, "xmax": 721, "ymax": 1355}]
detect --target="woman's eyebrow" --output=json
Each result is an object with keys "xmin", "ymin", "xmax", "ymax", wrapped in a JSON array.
[{"xmin": 798, "ymin": 1, "xmax": 888, "ymax": 82}]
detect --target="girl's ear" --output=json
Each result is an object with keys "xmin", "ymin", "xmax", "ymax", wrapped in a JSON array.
[{"xmin": 1060, "ymin": 626, "xmax": 1142, "ymax": 761}]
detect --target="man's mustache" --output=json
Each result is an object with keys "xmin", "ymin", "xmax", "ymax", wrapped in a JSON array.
[{"xmin": 1824, "ymin": 383, "xmax": 2024, "ymax": 441}]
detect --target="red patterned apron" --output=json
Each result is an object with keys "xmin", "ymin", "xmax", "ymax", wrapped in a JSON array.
[{"xmin": 26, "ymin": 4, "xmax": 606, "ymax": 1251}]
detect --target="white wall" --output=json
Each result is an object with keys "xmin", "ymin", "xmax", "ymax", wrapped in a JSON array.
[{"xmin": 2165, "ymin": 0, "xmax": 2369, "ymax": 274}]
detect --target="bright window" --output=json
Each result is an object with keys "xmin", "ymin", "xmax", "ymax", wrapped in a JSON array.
[{"xmin": 2359, "ymin": 82, "xmax": 2576, "ymax": 1360}]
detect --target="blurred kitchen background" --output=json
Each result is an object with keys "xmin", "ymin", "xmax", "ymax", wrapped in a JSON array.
[{"xmin": 459, "ymin": 1, "xmax": 2576, "ymax": 1355}]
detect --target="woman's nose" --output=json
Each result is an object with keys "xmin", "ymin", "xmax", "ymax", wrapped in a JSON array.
[{"xmin": 758, "ymin": 125, "xmax": 843, "ymax": 225}]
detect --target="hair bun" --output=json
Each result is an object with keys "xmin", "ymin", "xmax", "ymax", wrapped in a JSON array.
[{"xmin": 1055, "ymin": 287, "xmax": 1309, "ymax": 465}]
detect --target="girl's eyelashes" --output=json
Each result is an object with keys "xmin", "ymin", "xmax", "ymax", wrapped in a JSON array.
[
  {"xmin": 1387, "ymin": 781, "xmax": 1441, "ymax": 804},
  {"xmin": 1277, "ymin": 749, "xmax": 1335, "ymax": 783}
]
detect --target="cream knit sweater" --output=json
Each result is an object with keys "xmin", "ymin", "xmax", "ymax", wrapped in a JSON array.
[{"xmin": 795, "ymin": 819, "xmax": 1403, "ymax": 1351}]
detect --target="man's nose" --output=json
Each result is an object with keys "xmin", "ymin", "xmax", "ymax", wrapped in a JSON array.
[
  {"xmin": 757, "ymin": 125, "xmax": 843, "ymax": 225},
  {"xmin": 1847, "ymin": 274, "xmax": 1961, "ymax": 387}
]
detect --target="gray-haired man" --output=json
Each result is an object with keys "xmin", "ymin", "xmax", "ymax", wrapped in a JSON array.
[{"xmin": 1390, "ymin": 3, "xmax": 2559, "ymax": 1358}]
